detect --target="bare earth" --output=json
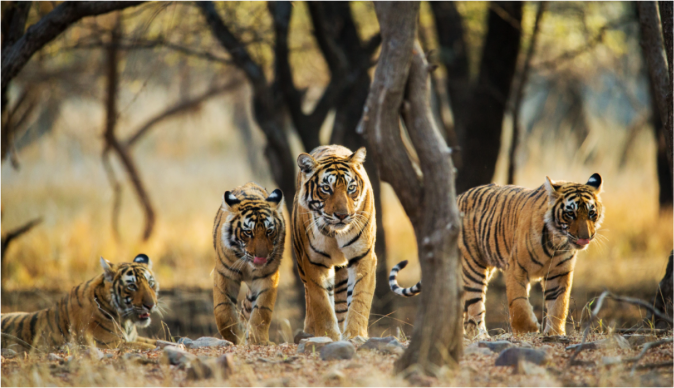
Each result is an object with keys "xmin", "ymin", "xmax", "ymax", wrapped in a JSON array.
[{"xmin": 2, "ymin": 333, "xmax": 672, "ymax": 387}]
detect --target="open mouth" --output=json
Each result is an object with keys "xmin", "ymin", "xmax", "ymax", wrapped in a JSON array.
[
  {"xmin": 253, "ymin": 256, "xmax": 267, "ymax": 266},
  {"xmin": 138, "ymin": 312, "xmax": 151, "ymax": 320}
]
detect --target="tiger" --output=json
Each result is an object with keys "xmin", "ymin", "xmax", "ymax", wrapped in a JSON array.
[
  {"xmin": 212, "ymin": 182, "xmax": 285, "ymax": 345},
  {"xmin": 389, "ymin": 174, "xmax": 604, "ymax": 337},
  {"xmin": 1, "ymin": 254, "xmax": 159, "ymax": 351},
  {"xmin": 292, "ymin": 145, "xmax": 376, "ymax": 341}
]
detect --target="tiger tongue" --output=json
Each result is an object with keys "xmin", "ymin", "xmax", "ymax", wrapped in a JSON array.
[{"xmin": 253, "ymin": 256, "xmax": 267, "ymax": 265}]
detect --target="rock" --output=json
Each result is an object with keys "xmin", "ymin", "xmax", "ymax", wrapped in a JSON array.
[
  {"xmin": 320, "ymin": 341, "xmax": 355, "ymax": 360},
  {"xmin": 464, "ymin": 344, "xmax": 493, "ymax": 356},
  {"xmin": 161, "ymin": 345, "xmax": 196, "ymax": 366},
  {"xmin": 625, "ymin": 335, "xmax": 657, "ymax": 347},
  {"xmin": 104, "ymin": 353, "xmax": 114, "ymax": 359},
  {"xmin": 358, "ymin": 336, "xmax": 397, "ymax": 352},
  {"xmin": 1, "ymin": 349, "xmax": 17, "ymax": 359},
  {"xmin": 186, "ymin": 358, "xmax": 213, "ymax": 380},
  {"xmin": 348, "ymin": 336, "xmax": 368, "ymax": 346},
  {"xmin": 294, "ymin": 331, "xmax": 313, "ymax": 345},
  {"xmin": 178, "ymin": 336, "xmax": 232, "ymax": 349},
  {"xmin": 541, "ymin": 335, "xmax": 570, "ymax": 344},
  {"xmin": 478, "ymin": 341, "xmax": 514, "ymax": 353},
  {"xmin": 48, "ymin": 353, "xmax": 63, "ymax": 362},
  {"xmin": 82, "ymin": 348, "xmax": 104, "ymax": 360},
  {"xmin": 297, "ymin": 337, "xmax": 333, "ymax": 353},
  {"xmin": 216, "ymin": 353, "xmax": 235, "ymax": 376},
  {"xmin": 495, "ymin": 348, "xmax": 551, "ymax": 366}
]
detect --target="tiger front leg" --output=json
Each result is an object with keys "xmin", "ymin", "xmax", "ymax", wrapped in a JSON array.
[
  {"xmin": 543, "ymin": 272, "xmax": 573, "ymax": 335},
  {"xmin": 213, "ymin": 269, "xmax": 243, "ymax": 344},
  {"xmin": 303, "ymin": 265, "xmax": 341, "ymax": 341},
  {"xmin": 505, "ymin": 265, "xmax": 540, "ymax": 334},
  {"xmin": 247, "ymin": 271, "xmax": 280, "ymax": 345},
  {"xmin": 342, "ymin": 250, "xmax": 376, "ymax": 340}
]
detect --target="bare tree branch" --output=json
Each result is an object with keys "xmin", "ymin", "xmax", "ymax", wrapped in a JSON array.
[
  {"xmin": 1, "ymin": 2, "xmax": 32, "ymax": 52},
  {"xmin": 1, "ymin": 1, "xmax": 145, "ymax": 91},
  {"xmin": 507, "ymin": 1, "xmax": 546, "ymax": 185},
  {"xmin": 1, "ymin": 217, "xmax": 42, "ymax": 260}
]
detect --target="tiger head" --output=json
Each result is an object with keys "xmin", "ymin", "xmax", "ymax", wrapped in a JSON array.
[
  {"xmin": 100, "ymin": 254, "xmax": 158, "ymax": 328},
  {"xmin": 221, "ymin": 183, "xmax": 285, "ymax": 268},
  {"xmin": 544, "ymin": 173, "xmax": 604, "ymax": 250},
  {"xmin": 296, "ymin": 146, "xmax": 369, "ymax": 236}
]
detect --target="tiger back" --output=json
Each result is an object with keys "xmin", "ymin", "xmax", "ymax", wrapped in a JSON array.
[
  {"xmin": 389, "ymin": 174, "xmax": 604, "ymax": 337},
  {"xmin": 292, "ymin": 145, "xmax": 377, "ymax": 340},
  {"xmin": 212, "ymin": 182, "xmax": 285, "ymax": 345},
  {"xmin": 1, "ymin": 254, "xmax": 159, "ymax": 351}
]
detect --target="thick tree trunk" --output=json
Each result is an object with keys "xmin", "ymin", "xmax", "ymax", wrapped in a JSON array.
[
  {"xmin": 638, "ymin": 1, "xmax": 673, "ymax": 178},
  {"xmin": 455, "ymin": 2, "xmax": 522, "ymax": 193},
  {"xmin": 360, "ymin": 2, "xmax": 462, "ymax": 375}
]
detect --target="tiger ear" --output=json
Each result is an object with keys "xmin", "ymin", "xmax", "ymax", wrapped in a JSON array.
[
  {"xmin": 133, "ymin": 253, "xmax": 152, "ymax": 270},
  {"xmin": 347, "ymin": 147, "xmax": 367, "ymax": 165},
  {"xmin": 222, "ymin": 191, "xmax": 241, "ymax": 211},
  {"xmin": 544, "ymin": 176, "xmax": 562, "ymax": 198},
  {"xmin": 266, "ymin": 189, "xmax": 283, "ymax": 209},
  {"xmin": 297, "ymin": 153, "xmax": 317, "ymax": 174},
  {"xmin": 100, "ymin": 257, "xmax": 115, "ymax": 282},
  {"xmin": 586, "ymin": 173, "xmax": 603, "ymax": 192}
]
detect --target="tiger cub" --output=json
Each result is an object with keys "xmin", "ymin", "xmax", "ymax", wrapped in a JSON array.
[
  {"xmin": 390, "ymin": 174, "xmax": 604, "ymax": 337},
  {"xmin": 1, "ymin": 254, "xmax": 159, "ymax": 351},
  {"xmin": 292, "ymin": 145, "xmax": 376, "ymax": 340},
  {"xmin": 212, "ymin": 182, "xmax": 285, "ymax": 345}
]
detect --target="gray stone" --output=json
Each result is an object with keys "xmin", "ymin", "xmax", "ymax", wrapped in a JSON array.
[
  {"xmin": 161, "ymin": 345, "xmax": 196, "ymax": 366},
  {"xmin": 478, "ymin": 340, "xmax": 514, "ymax": 353},
  {"xmin": 358, "ymin": 336, "xmax": 397, "ymax": 351},
  {"xmin": 178, "ymin": 336, "xmax": 232, "ymax": 349},
  {"xmin": 294, "ymin": 331, "xmax": 313, "ymax": 345},
  {"xmin": 348, "ymin": 336, "xmax": 368, "ymax": 346},
  {"xmin": 320, "ymin": 341, "xmax": 356, "ymax": 360},
  {"xmin": 495, "ymin": 348, "xmax": 551, "ymax": 366},
  {"xmin": 2, "ymin": 348, "xmax": 18, "ymax": 359},
  {"xmin": 186, "ymin": 358, "xmax": 213, "ymax": 380},
  {"xmin": 297, "ymin": 337, "xmax": 333, "ymax": 353},
  {"xmin": 541, "ymin": 335, "xmax": 571, "ymax": 344},
  {"xmin": 155, "ymin": 340, "xmax": 180, "ymax": 349},
  {"xmin": 48, "ymin": 353, "xmax": 63, "ymax": 362}
]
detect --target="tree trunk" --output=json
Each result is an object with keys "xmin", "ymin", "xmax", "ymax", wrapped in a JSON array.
[
  {"xmin": 360, "ymin": 2, "xmax": 462, "ymax": 375},
  {"xmin": 638, "ymin": 1, "xmax": 673, "ymax": 178},
  {"xmin": 455, "ymin": 2, "xmax": 522, "ymax": 193}
]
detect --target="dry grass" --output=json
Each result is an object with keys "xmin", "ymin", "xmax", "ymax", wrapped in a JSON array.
[{"xmin": 1, "ymin": 333, "xmax": 672, "ymax": 387}]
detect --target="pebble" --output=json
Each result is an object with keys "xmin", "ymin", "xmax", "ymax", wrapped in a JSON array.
[
  {"xmin": 178, "ymin": 336, "xmax": 232, "ymax": 349},
  {"xmin": 358, "ymin": 336, "xmax": 397, "ymax": 352},
  {"xmin": 297, "ymin": 337, "xmax": 333, "ymax": 353},
  {"xmin": 1, "ymin": 349, "xmax": 18, "ymax": 359},
  {"xmin": 320, "ymin": 341, "xmax": 356, "ymax": 360},
  {"xmin": 161, "ymin": 345, "xmax": 196, "ymax": 366},
  {"xmin": 478, "ymin": 340, "xmax": 514, "ymax": 353},
  {"xmin": 495, "ymin": 347, "xmax": 551, "ymax": 366}
]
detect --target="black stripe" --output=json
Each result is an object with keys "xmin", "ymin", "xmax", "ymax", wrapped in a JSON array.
[
  {"xmin": 307, "ymin": 257, "xmax": 330, "ymax": 269},
  {"xmin": 341, "ymin": 217, "xmax": 370, "ymax": 248},
  {"xmin": 509, "ymin": 296, "xmax": 527, "ymax": 307},
  {"xmin": 462, "ymin": 269, "xmax": 485, "ymax": 287},
  {"xmin": 308, "ymin": 238, "xmax": 331, "ymax": 259},
  {"xmin": 252, "ymin": 271, "xmax": 276, "ymax": 281},
  {"xmin": 463, "ymin": 286, "xmax": 483, "ymax": 293},
  {"xmin": 546, "ymin": 271, "xmax": 571, "ymax": 281},
  {"xmin": 348, "ymin": 247, "xmax": 371, "ymax": 267},
  {"xmin": 335, "ymin": 287, "xmax": 348, "ymax": 294},
  {"xmin": 335, "ymin": 309, "xmax": 348, "ymax": 314},
  {"xmin": 334, "ymin": 278, "xmax": 348, "ymax": 289},
  {"xmin": 464, "ymin": 298, "xmax": 482, "ymax": 311},
  {"xmin": 556, "ymin": 255, "xmax": 575, "ymax": 267},
  {"xmin": 253, "ymin": 305, "xmax": 273, "ymax": 312}
]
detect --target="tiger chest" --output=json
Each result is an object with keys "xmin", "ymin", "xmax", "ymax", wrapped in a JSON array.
[{"xmin": 306, "ymin": 231, "xmax": 347, "ymax": 268}]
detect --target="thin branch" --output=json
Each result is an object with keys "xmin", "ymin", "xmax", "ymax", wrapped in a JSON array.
[
  {"xmin": 124, "ymin": 79, "xmax": 242, "ymax": 147},
  {"xmin": 1, "ymin": 217, "xmax": 42, "ymax": 259},
  {"xmin": 627, "ymin": 338, "xmax": 673, "ymax": 376},
  {"xmin": 1, "ymin": 1, "xmax": 145, "ymax": 90},
  {"xmin": 101, "ymin": 150, "xmax": 122, "ymax": 241},
  {"xmin": 507, "ymin": 1, "xmax": 546, "ymax": 185}
]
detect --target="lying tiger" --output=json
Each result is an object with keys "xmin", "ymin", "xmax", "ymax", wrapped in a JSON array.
[
  {"xmin": 1, "ymin": 254, "xmax": 159, "ymax": 351},
  {"xmin": 212, "ymin": 182, "xmax": 285, "ymax": 345},
  {"xmin": 390, "ymin": 174, "xmax": 604, "ymax": 337}
]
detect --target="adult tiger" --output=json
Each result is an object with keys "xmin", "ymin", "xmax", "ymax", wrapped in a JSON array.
[
  {"xmin": 1, "ymin": 254, "xmax": 159, "ymax": 351},
  {"xmin": 390, "ymin": 174, "xmax": 604, "ymax": 337},
  {"xmin": 212, "ymin": 182, "xmax": 285, "ymax": 345},
  {"xmin": 292, "ymin": 145, "xmax": 376, "ymax": 340}
]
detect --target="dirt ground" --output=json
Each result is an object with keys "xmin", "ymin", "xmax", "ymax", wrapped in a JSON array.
[{"xmin": 2, "ymin": 332, "xmax": 672, "ymax": 387}]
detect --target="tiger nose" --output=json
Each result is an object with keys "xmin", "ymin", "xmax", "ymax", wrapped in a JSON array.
[
  {"xmin": 143, "ymin": 302, "xmax": 155, "ymax": 311},
  {"xmin": 334, "ymin": 212, "xmax": 349, "ymax": 221}
]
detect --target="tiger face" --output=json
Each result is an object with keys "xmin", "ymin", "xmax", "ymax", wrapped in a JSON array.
[
  {"xmin": 222, "ymin": 187, "xmax": 284, "ymax": 268},
  {"xmin": 297, "ymin": 147, "xmax": 367, "ymax": 235},
  {"xmin": 544, "ymin": 173, "xmax": 604, "ymax": 250},
  {"xmin": 101, "ymin": 254, "xmax": 158, "ymax": 328}
]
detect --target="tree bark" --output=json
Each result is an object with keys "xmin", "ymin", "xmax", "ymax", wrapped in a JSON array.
[
  {"xmin": 456, "ymin": 2, "xmax": 522, "ymax": 193},
  {"xmin": 638, "ymin": 1, "xmax": 673, "ymax": 177},
  {"xmin": 507, "ymin": 2, "xmax": 545, "ymax": 185},
  {"xmin": 360, "ymin": 2, "xmax": 463, "ymax": 375}
]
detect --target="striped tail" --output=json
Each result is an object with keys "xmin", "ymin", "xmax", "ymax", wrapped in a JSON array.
[{"xmin": 389, "ymin": 260, "xmax": 421, "ymax": 297}]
